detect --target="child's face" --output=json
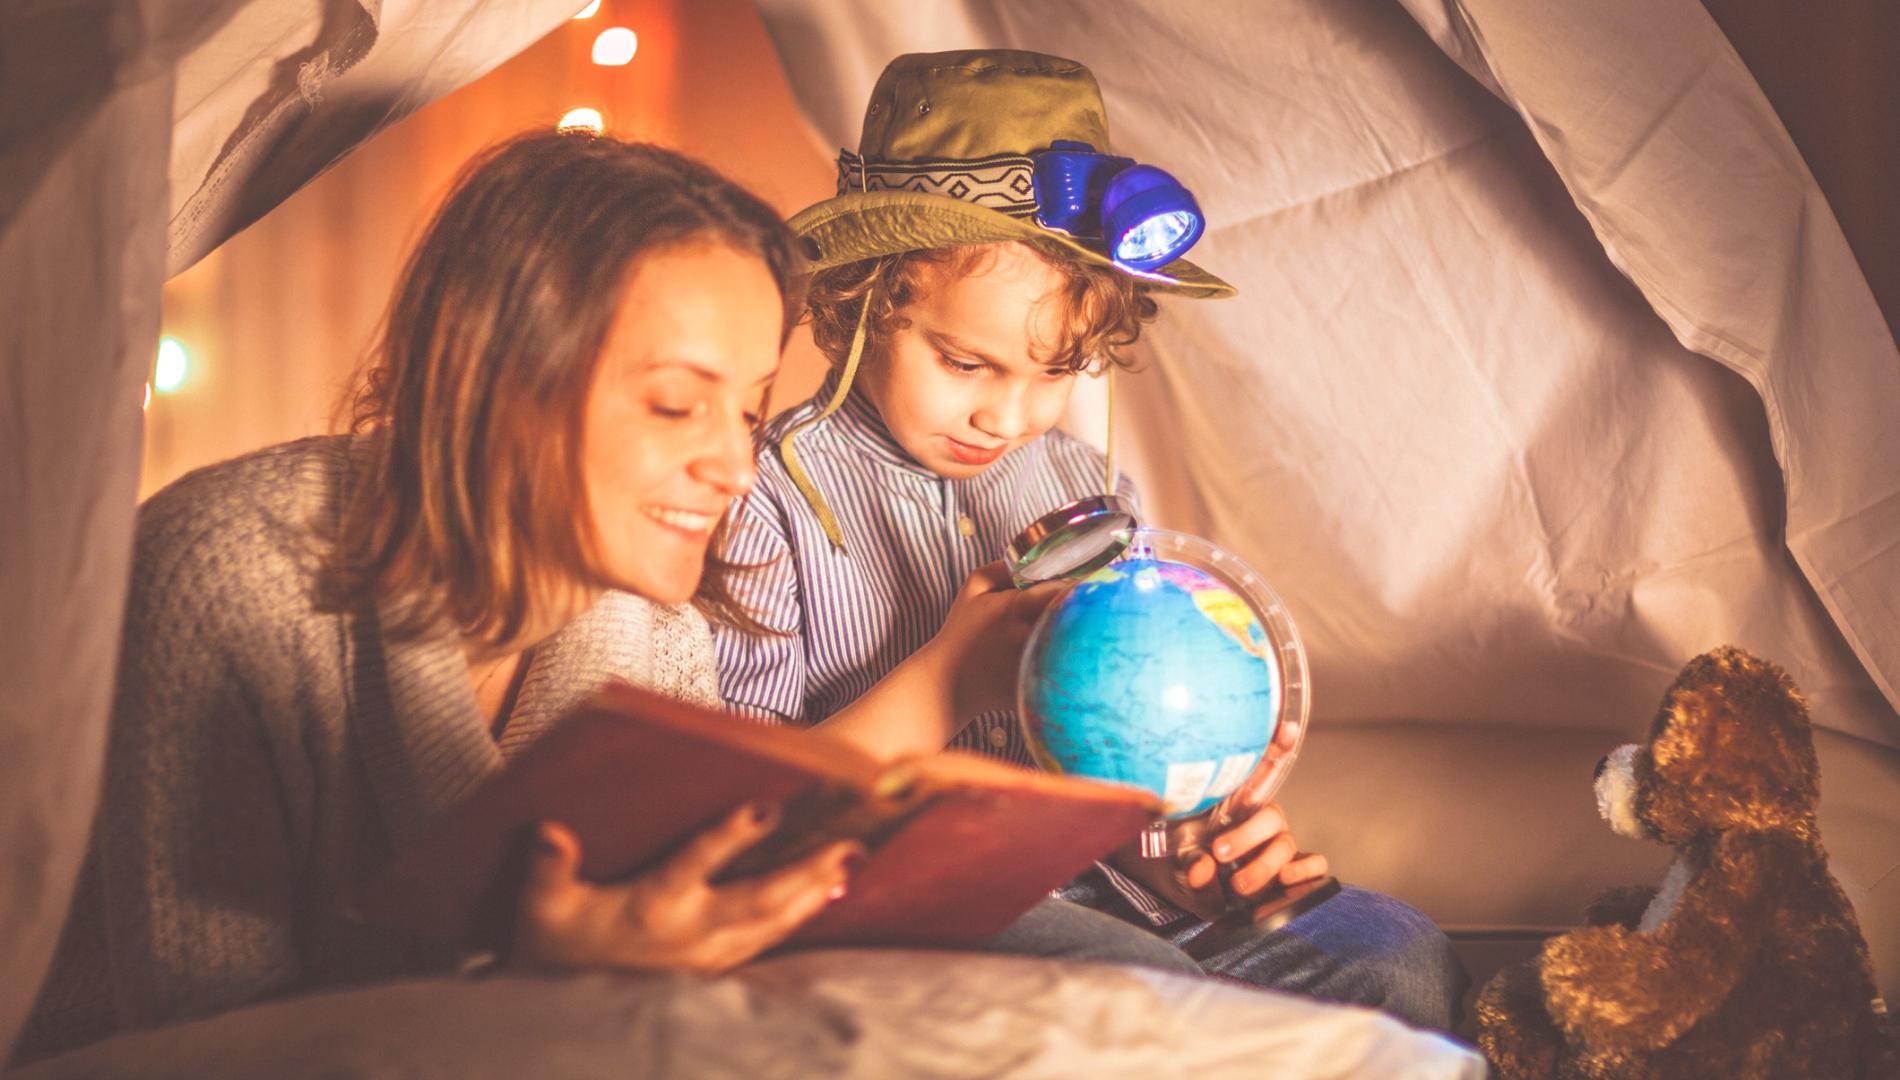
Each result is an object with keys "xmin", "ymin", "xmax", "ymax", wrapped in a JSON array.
[{"xmin": 859, "ymin": 243, "xmax": 1081, "ymax": 480}]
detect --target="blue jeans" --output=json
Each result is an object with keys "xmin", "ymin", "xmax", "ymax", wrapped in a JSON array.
[
  {"xmin": 986, "ymin": 874, "xmax": 1466, "ymax": 1032},
  {"xmin": 982, "ymin": 896, "xmax": 1205, "ymax": 976}
]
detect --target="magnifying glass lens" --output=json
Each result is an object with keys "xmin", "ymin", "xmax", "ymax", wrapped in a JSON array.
[{"xmin": 1006, "ymin": 495, "xmax": 1139, "ymax": 587}]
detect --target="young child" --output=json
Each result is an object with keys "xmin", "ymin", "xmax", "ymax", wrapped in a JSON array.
[{"xmin": 717, "ymin": 50, "xmax": 1463, "ymax": 1029}]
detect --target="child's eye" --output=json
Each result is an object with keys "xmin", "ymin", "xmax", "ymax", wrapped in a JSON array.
[
  {"xmin": 1043, "ymin": 366, "xmax": 1075, "ymax": 380},
  {"xmin": 939, "ymin": 353, "xmax": 985, "ymax": 375}
]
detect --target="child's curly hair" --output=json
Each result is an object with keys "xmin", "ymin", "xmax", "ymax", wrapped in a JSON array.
[{"xmin": 804, "ymin": 242, "xmax": 1159, "ymax": 372}]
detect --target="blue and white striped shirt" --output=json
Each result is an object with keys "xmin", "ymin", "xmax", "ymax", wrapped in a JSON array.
[{"xmin": 714, "ymin": 370, "xmax": 1181, "ymax": 925}]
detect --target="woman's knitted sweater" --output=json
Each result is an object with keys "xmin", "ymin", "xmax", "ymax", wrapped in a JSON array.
[{"xmin": 18, "ymin": 436, "xmax": 720, "ymax": 1059}]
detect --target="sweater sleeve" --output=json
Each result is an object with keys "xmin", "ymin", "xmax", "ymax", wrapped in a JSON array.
[
  {"xmin": 649, "ymin": 600, "xmax": 723, "ymax": 710},
  {"xmin": 94, "ymin": 483, "xmax": 306, "ymax": 1033},
  {"xmin": 711, "ymin": 491, "xmax": 808, "ymax": 726}
]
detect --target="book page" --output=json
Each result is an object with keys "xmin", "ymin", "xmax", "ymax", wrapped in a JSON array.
[{"xmin": 909, "ymin": 750, "xmax": 1161, "ymax": 811}]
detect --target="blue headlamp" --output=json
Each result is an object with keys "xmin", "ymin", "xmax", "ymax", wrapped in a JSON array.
[{"xmin": 1032, "ymin": 140, "xmax": 1206, "ymax": 272}]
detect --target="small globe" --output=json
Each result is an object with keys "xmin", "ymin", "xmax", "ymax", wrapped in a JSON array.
[{"xmin": 1019, "ymin": 547, "xmax": 1285, "ymax": 818}]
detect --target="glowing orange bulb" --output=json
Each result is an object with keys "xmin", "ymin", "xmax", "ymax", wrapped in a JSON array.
[
  {"xmin": 592, "ymin": 27, "xmax": 637, "ymax": 66},
  {"xmin": 557, "ymin": 107, "xmax": 605, "ymax": 134},
  {"xmin": 153, "ymin": 337, "xmax": 189, "ymax": 393}
]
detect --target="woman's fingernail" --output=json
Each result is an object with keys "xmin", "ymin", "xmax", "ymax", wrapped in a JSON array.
[
  {"xmin": 827, "ymin": 881, "xmax": 849, "ymax": 902},
  {"xmin": 1213, "ymin": 841, "xmax": 1232, "ymax": 860}
]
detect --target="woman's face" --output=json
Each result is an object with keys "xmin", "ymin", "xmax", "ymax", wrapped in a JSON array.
[
  {"xmin": 859, "ymin": 242, "xmax": 1080, "ymax": 479},
  {"xmin": 583, "ymin": 238, "xmax": 782, "ymax": 604}
]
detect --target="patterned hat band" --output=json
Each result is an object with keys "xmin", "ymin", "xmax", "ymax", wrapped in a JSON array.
[{"xmin": 835, "ymin": 149, "xmax": 1039, "ymax": 218}]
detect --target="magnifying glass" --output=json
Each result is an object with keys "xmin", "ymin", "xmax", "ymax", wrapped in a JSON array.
[{"xmin": 1004, "ymin": 495, "xmax": 1139, "ymax": 588}]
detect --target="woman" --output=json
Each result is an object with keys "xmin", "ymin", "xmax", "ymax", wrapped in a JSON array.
[{"xmin": 18, "ymin": 131, "xmax": 1053, "ymax": 1059}]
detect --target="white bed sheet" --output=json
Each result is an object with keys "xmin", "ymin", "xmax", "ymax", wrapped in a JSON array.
[{"xmin": 9, "ymin": 951, "xmax": 1483, "ymax": 1080}]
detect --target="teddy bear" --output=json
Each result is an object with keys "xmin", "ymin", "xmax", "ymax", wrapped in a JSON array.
[{"xmin": 1476, "ymin": 646, "xmax": 1894, "ymax": 1079}]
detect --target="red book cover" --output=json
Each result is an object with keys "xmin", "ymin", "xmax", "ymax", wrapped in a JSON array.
[{"xmin": 355, "ymin": 682, "xmax": 1160, "ymax": 949}]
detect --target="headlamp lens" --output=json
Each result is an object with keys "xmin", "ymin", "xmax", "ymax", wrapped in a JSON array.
[
  {"xmin": 1101, "ymin": 164, "xmax": 1205, "ymax": 272},
  {"xmin": 1116, "ymin": 211, "xmax": 1199, "ymax": 265}
]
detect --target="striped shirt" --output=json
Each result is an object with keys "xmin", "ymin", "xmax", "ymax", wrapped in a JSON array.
[{"xmin": 714, "ymin": 370, "xmax": 1181, "ymax": 925}]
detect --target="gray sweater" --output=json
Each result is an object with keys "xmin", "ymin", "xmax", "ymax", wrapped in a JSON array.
[{"xmin": 19, "ymin": 436, "xmax": 721, "ymax": 1059}]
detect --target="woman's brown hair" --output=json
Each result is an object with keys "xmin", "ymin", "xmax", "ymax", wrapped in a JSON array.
[
  {"xmin": 324, "ymin": 131, "xmax": 801, "ymax": 646},
  {"xmin": 804, "ymin": 243, "xmax": 1158, "ymax": 374}
]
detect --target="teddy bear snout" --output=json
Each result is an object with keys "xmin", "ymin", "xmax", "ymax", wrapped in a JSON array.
[{"xmin": 1595, "ymin": 744, "xmax": 1647, "ymax": 839}]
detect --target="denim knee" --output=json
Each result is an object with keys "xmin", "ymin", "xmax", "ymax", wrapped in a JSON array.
[
  {"xmin": 983, "ymin": 897, "xmax": 1203, "ymax": 976},
  {"xmin": 1187, "ymin": 886, "xmax": 1467, "ymax": 1031}
]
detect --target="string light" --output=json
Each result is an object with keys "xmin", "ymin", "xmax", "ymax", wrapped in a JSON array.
[
  {"xmin": 592, "ymin": 27, "xmax": 638, "ymax": 66},
  {"xmin": 557, "ymin": 107, "xmax": 605, "ymax": 133},
  {"xmin": 153, "ymin": 337, "xmax": 189, "ymax": 394},
  {"xmin": 571, "ymin": 1, "xmax": 601, "ymax": 19}
]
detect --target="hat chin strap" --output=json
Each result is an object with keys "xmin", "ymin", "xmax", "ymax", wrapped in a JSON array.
[{"xmin": 779, "ymin": 294, "xmax": 873, "ymax": 550}]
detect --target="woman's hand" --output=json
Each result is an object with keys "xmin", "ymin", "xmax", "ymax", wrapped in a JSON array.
[
  {"xmin": 927, "ymin": 561, "xmax": 1068, "ymax": 720},
  {"xmin": 510, "ymin": 802, "xmax": 860, "ymax": 975}
]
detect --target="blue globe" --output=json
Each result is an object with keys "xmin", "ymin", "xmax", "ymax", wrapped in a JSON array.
[{"xmin": 1019, "ymin": 557, "xmax": 1281, "ymax": 818}]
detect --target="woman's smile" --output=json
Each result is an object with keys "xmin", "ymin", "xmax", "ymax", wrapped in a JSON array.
[{"xmin": 642, "ymin": 503, "xmax": 726, "ymax": 538}]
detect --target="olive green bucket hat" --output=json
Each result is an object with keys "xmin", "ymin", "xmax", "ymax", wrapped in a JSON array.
[{"xmin": 789, "ymin": 49, "xmax": 1236, "ymax": 297}]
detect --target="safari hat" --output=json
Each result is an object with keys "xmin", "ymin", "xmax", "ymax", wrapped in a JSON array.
[{"xmin": 790, "ymin": 49, "xmax": 1235, "ymax": 298}]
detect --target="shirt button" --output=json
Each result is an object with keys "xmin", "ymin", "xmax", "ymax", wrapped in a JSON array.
[
  {"xmin": 957, "ymin": 514, "xmax": 977, "ymax": 538},
  {"xmin": 988, "ymin": 725, "xmax": 1010, "ymax": 749}
]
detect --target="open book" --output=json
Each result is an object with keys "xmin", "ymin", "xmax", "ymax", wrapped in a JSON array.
[{"xmin": 356, "ymin": 682, "xmax": 1160, "ymax": 950}]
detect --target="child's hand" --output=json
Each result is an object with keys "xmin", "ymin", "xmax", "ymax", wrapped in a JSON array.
[
  {"xmin": 1110, "ymin": 801, "xmax": 1328, "ymax": 923},
  {"xmin": 811, "ymin": 562, "xmax": 1061, "ymax": 758},
  {"xmin": 1180, "ymin": 800, "xmax": 1329, "ymax": 901},
  {"xmin": 510, "ymin": 803, "xmax": 860, "ymax": 974},
  {"xmin": 931, "ymin": 561, "xmax": 1068, "ymax": 719}
]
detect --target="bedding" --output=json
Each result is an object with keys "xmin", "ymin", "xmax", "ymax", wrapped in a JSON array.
[{"xmin": 9, "ymin": 950, "xmax": 1484, "ymax": 1079}]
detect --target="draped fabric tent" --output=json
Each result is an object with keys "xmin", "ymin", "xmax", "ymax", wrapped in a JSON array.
[{"xmin": 1, "ymin": 0, "xmax": 1892, "ymax": 1072}]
